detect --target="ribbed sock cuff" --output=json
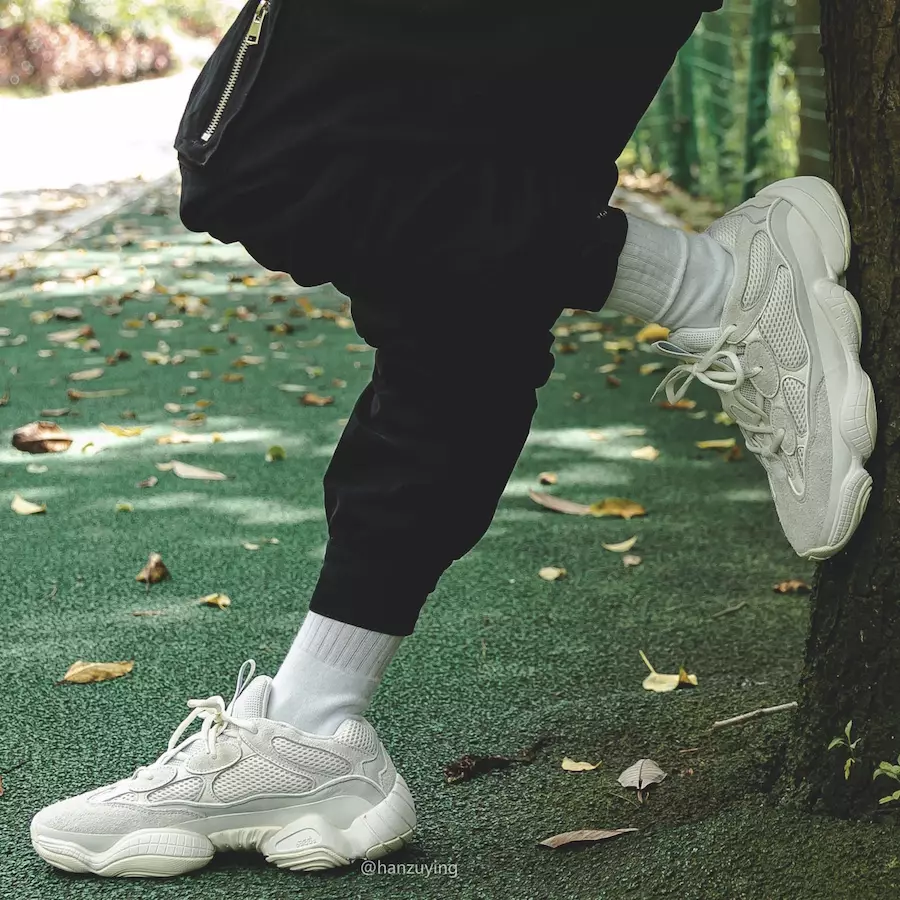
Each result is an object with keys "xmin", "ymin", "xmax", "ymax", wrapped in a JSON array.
[
  {"xmin": 605, "ymin": 214, "xmax": 689, "ymax": 323},
  {"xmin": 296, "ymin": 612, "xmax": 401, "ymax": 682}
]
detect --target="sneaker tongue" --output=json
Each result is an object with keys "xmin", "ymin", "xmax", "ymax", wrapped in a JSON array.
[
  {"xmin": 662, "ymin": 326, "xmax": 723, "ymax": 356},
  {"xmin": 230, "ymin": 674, "xmax": 273, "ymax": 720}
]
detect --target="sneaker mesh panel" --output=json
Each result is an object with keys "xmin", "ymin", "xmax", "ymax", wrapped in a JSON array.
[
  {"xmin": 759, "ymin": 267, "xmax": 808, "ymax": 370},
  {"xmin": 742, "ymin": 231, "xmax": 771, "ymax": 310},
  {"xmin": 335, "ymin": 719, "xmax": 379, "ymax": 755},
  {"xmin": 212, "ymin": 755, "xmax": 313, "ymax": 801},
  {"xmin": 148, "ymin": 777, "xmax": 204, "ymax": 803},
  {"xmin": 271, "ymin": 737, "xmax": 352, "ymax": 775},
  {"xmin": 782, "ymin": 377, "xmax": 808, "ymax": 435},
  {"xmin": 707, "ymin": 214, "xmax": 741, "ymax": 250}
]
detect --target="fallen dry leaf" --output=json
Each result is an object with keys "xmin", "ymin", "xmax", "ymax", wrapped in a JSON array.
[
  {"xmin": 59, "ymin": 660, "xmax": 134, "ymax": 685},
  {"xmin": 630, "ymin": 445, "xmax": 660, "ymax": 462},
  {"xmin": 639, "ymin": 362, "xmax": 665, "ymax": 376},
  {"xmin": 588, "ymin": 430, "xmax": 607, "ymax": 442},
  {"xmin": 198, "ymin": 593, "xmax": 231, "ymax": 609},
  {"xmin": 606, "ymin": 375, "xmax": 622, "ymax": 388},
  {"xmin": 0, "ymin": 390, "xmax": 9, "ymax": 407},
  {"xmin": 635, "ymin": 323, "xmax": 670, "ymax": 343},
  {"xmin": 602, "ymin": 536, "xmax": 638, "ymax": 553},
  {"xmin": 132, "ymin": 610, "xmax": 164, "ymax": 617},
  {"xmin": 277, "ymin": 383, "xmax": 309, "ymax": 393},
  {"xmin": 590, "ymin": 498, "xmax": 646, "ymax": 520},
  {"xmin": 48, "ymin": 325, "xmax": 93, "ymax": 344},
  {"xmin": 164, "ymin": 403, "xmax": 182, "ymax": 414},
  {"xmin": 12, "ymin": 421, "xmax": 73, "ymax": 454},
  {"xmin": 67, "ymin": 367, "xmax": 104, "ymax": 382},
  {"xmin": 233, "ymin": 355, "xmax": 265, "ymax": 367},
  {"xmin": 157, "ymin": 460, "xmax": 228, "ymax": 481},
  {"xmin": 53, "ymin": 306, "xmax": 82, "ymax": 320},
  {"xmin": 714, "ymin": 411, "xmax": 736, "ymax": 426},
  {"xmin": 538, "ymin": 472, "xmax": 558, "ymax": 485},
  {"xmin": 596, "ymin": 363, "xmax": 618, "ymax": 374},
  {"xmin": 345, "ymin": 343, "xmax": 371, "ymax": 353},
  {"xmin": 26, "ymin": 463, "xmax": 48, "ymax": 474},
  {"xmin": 101, "ymin": 424, "xmax": 147, "ymax": 438},
  {"xmin": 539, "ymin": 828, "xmax": 637, "ymax": 849},
  {"xmin": 538, "ymin": 566, "xmax": 567, "ymax": 582},
  {"xmin": 301, "ymin": 393, "xmax": 334, "ymax": 407},
  {"xmin": 529, "ymin": 490, "xmax": 591, "ymax": 516},
  {"xmin": 39, "ymin": 408, "xmax": 70, "ymax": 417},
  {"xmin": 11, "ymin": 494, "xmax": 46, "ymax": 515},
  {"xmin": 604, "ymin": 339, "xmax": 634, "ymax": 353},
  {"xmin": 696, "ymin": 438, "xmax": 737, "ymax": 450},
  {"xmin": 639, "ymin": 650, "xmax": 698, "ymax": 693},
  {"xmin": 660, "ymin": 399, "xmax": 697, "ymax": 411},
  {"xmin": 136, "ymin": 552, "xmax": 170, "ymax": 584},
  {"xmin": 617, "ymin": 759, "xmax": 667, "ymax": 791},
  {"xmin": 561, "ymin": 757, "xmax": 600, "ymax": 772},
  {"xmin": 774, "ymin": 579, "xmax": 812, "ymax": 595},
  {"xmin": 67, "ymin": 388, "xmax": 130, "ymax": 400},
  {"xmin": 137, "ymin": 476, "xmax": 158, "ymax": 489},
  {"xmin": 265, "ymin": 445, "xmax": 286, "ymax": 463},
  {"xmin": 622, "ymin": 428, "xmax": 648, "ymax": 437},
  {"xmin": 444, "ymin": 737, "xmax": 549, "ymax": 784},
  {"xmin": 116, "ymin": 502, "xmax": 133, "ymax": 513},
  {"xmin": 623, "ymin": 554, "xmax": 642, "ymax": 568}
]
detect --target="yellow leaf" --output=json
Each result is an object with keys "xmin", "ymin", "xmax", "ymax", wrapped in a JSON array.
[
  {"xmin": 635, "ymin": 323, "xmax": 670, "ymax": 343},
  {"xmin": 101, "ymin": 424, "xmax": 147, "ymax": 438},
  {"xmin": 630, "ymin": 445, "xmax": 660, "ymax": 462},
  {"xmin": 639, "ymin": 362, "xmax": 665, "ymax": 376},
  {"xmin": 59, "ymin": 660, "xmax": 134, "ymax": 684},
  {"xmin": 115, "ymin": 502, "xmax": 133, "ymax": 513},
  {"xmin": 774, "ymin": 579, "xmax": 811, "ymax": 595},
  {"xmin": 220, "ymin": 372, "xmax": 244, "ymax": 383},
  {"xmin": 233, "ymin": 355, "xmax": 265, "ymax": 367},
  {"xmin": 67, "ymin": 388, "xmax": 130, "ymax": 400},
  {"xmin": 346, "ymin": 343, "xmax": 372, "ymax": 353},
  {"xmin": 714, "ymin": 411, "xmax": 736, "ymax": 426},
  {"xmin": 265, "ymin": 445, "xmax": 286, "ymax": 462},
  {"xmin": 198, "ymin": 593, "xmax": 231, "ymax": 609},
  {"xmin": 602, "ymin": 536, "xmax": 638, "ymax": 553},
  {"xmin": 538, "ymin": 472, "xmax": 558, "ymax": 485},
  {"xmin": 696, "ymin": 438, "xmax": 737, "ymax": 450},
  {"xmin": 538, "ymin": 566, "xmax": 567, "ymax": 582},
  {"xmin": 596, "ymin": 362, "xmax": 618, "ymax": 374},
  {"xmin": 603, "ymin": 339, "xmax": 635, "ymax": 353},
  {"xmin": 301, "ymin": 393, "xmax": 334, "ymax": 407},
  {"xmin": 622, "ymin": 428, "xmax": 647, "ymax": 437},
  {"xmin": 589, "ymin": 498, "xmax": 646, "ymax": 520},
  {"xmin": 11, "ymin": 494, "xmax": 46, "ymax": 515},
  {"xmin": 639, "ymin": 650, "xmax": 698, "ymax": 693},
  {"xmin": 561, "ymin": 757, "xmax": 600, "ymax": 772}
]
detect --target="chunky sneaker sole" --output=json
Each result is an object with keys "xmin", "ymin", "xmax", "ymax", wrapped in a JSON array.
[
  {"xmin": 656, "ymin": 176, "xmax": 876, "ymax": 560},
  {"xmin": 755, "ymin": 177, "xmax": 876, "ymax": 559},
  {"xmin": 31, "ymin": 662, "xmax": 416, "ymax": 877}
]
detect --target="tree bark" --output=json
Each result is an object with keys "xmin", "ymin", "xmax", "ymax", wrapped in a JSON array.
[{"xmin": 786, "ymin": 0, "xmax": 900, "ymax": 818}]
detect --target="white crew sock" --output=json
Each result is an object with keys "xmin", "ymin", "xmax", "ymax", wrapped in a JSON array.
[
  {"xmin": 268, "ymin": 612, "xmax": 402, "ymax": 735},
  {"xmin": 605, "ymin": 214, "xmax": 734, "ymax": 331}
]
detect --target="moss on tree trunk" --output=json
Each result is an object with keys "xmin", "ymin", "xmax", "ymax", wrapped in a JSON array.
[{"xmin": 785, "ymin": 0, "xmax": 900, "ymax": 818}]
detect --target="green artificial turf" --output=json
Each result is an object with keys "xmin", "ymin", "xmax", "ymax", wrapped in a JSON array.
[{"xmin": 1, "ymin": 180, "xmax": 897, "ymax": 900}]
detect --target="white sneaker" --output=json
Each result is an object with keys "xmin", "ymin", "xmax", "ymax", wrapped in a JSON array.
[
  {"xmin": 30, "ymin": 661, "xmax": 416, "ymax": 877},
  {"xmin": 653, "ymin": 176, "xmax": 877, "ymax": 560}
]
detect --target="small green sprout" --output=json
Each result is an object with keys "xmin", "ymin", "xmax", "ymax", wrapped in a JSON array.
[
  {"xmin": 873, "ymin": 755, "xmax": 900, "ymax": 805},
  {"xmin": 828, "ymin": 720, "xmax": 861, "ymax": 780}
]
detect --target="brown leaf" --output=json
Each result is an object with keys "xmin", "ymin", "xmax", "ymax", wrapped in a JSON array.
[
  {"xmin": 606, "ymin": 375, "xmax": 621, "ymax": 388},
  {"xmin": 345, "ymin": 343, "xmax": 371, "ymax": 353},
  {"xmin": 444, "ymin": 736, "xmax": 549, "ymax": 784},
  {"xmin": 132, "ymin": 610, "xmax": 164, "ymax": 617},
  {"xmin": 555, "ymin": 342, "xmax": 579, "ymax": 355},
  {"xmin": 59, "ymin": 660, "xmax": 134, "ymax": 684},
  {"xmin": 660, "ymin": 399, "xmax": 697, "ymax": 411},
  {"xmin": 136, "ymin": 552, "xmax": 170, "ymax": 584},
  {"xmin": 725, "ymin": 444, "xmax": 743, "ymax": 462},
  {"xmin": 774, "ymin": 579, "xmax": 811, "ymax": 595},
  {"xmin": 136, "ymin": 475, "xmax": 159, "ymax": 489},
  {"xmin": 12, "ymin": 422, "xmax": 73, "ymax": 454},
  {"xmin": 301, "ymin": 393, "xmax": 334, "ymax": 407},
  {"xmin": 233, "ymin": 355, "xmax": 265, "ymax": 367},
  {"xmin": 539, "ymin": 828, "xmax": 638, "ymax": 849},
  {"xmin": 590, "ymin": 498, "xmax": 646, "ymax": 520},
  {"xmin": 11, "ymin": 494, "xmax": 46, "ymax": 515},
  {"xmin": 538, "ymin": 472, "xmax": 558, "ymax": 485},
  {"xmin": 528, "ymin": 490, "xmax": 591, "ymax": 516},
  {"xmin": 617, "ymin": 758, "xmax": 667, "ymax": 790},
  {"xmin": 221, "ymin": 372, "xmax": 244, "ymax": 383}
]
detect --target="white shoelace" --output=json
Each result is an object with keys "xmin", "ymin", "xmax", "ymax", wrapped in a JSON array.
[
  {"xmin": 654, "ymin": 325, "xmax": 786, "ymax": 459},
  {"xmin": 131, "ymin": 695, "xmax": 258, "ymax": 781}
]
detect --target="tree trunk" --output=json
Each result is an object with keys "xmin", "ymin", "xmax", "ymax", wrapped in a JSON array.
[
  {"xmin": 786, "ymin": 0, "xmax": 900, "ymax": 818},
  {"xmin": 794, "ymin": 0, "xmax": 831, "ymax": 177}
]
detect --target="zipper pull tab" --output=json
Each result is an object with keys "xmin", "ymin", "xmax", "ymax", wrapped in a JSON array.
[{"xmin": 247, "ymin": 0, "xmax": 269, "ymax": 45}]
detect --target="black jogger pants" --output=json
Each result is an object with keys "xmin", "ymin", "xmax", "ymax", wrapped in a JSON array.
[{"xmin": 238, "ymin": 5, "xmax": 715, "ymax": 634}]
